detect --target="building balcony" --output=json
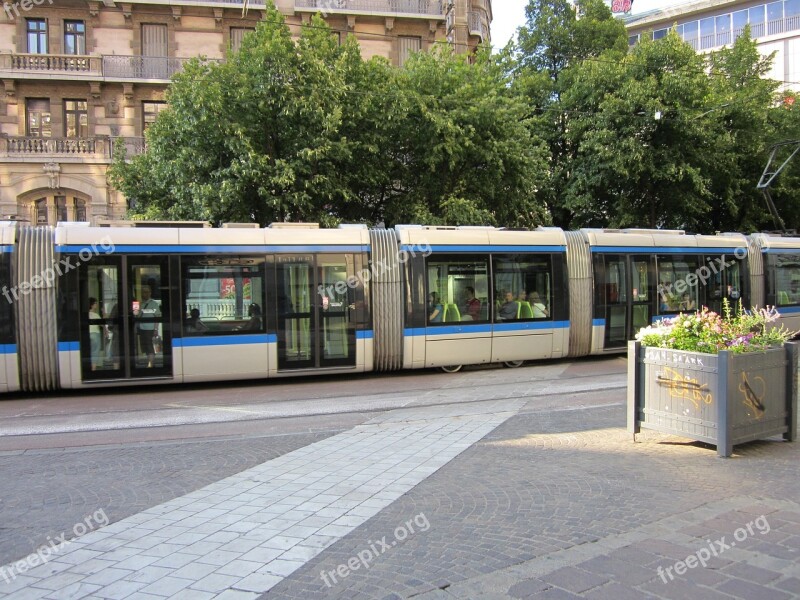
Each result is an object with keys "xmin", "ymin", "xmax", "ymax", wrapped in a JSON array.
[
  {"xmin": 0, "ymin": 53, "xmax": 103, "ymax": 78},
  {"xmin": 468, "ymin": 11, "xmax": 489, "ymax": 40},
  {"xmin": 1, "ymin": 136, "xmax": 145, "ymax": 162},
  {"xmin": 294, "ymin": 0, "xmax": 444, "ymax": 17},
  {"xmin": 102, "ymin": 56, "xmax": 194, "ymax": 80},
  {"xmin": 0, "ymin": 53, "xmax": 209, "ymax": 82}
]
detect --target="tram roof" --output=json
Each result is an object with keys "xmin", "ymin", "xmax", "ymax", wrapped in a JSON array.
[
  {"xmin": 396, "ymin": 226, "xmax": 568, "ymax": 249},
  {"xmin": 53, "ymin": 224, "xmax": 371, "ymax": 250},
  {"xmin": 750, "ymin": 232, "xmax": 800, "ymax": 251},
  {"xmin": 583, "ymin": 229, "xmax": 747, "ymax": 249}
]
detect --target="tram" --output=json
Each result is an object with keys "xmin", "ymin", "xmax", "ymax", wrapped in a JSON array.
[{"xmin": 1, "ymin": 221, "xmax": 799, "ymax": 393}]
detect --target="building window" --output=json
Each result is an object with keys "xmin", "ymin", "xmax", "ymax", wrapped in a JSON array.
[
  {"xmin": 26, "ymin": 99, "xmax": 51, "ymax": 138},
  {"xmin": 768, "ymin": 1, "xmax": 784, "ymax": 34},
  {"xmin": 398, "ymin": 36, "xmax": 421, "ymax": 66},
  {"xmin": 143, "ymin": 101, "xmax": 167, "ymax": 132},
  {"xmin": 700, "ymin": 17, "xmax": 715, "ymax": 49},
  {"xmin": 64, "ymin": 21, "xmax": 86, "ymax": 55},
  {"xmin": 750, "ymin": 5, "xmax": 766, "ymax": 36},
  {"xmin": 786, "ymin": 0, "xmax": 800, "ymax": 19},
  {"xmin": 56, "ymin": 196, "xmax": 67, "ymax": 222},
  {"xmin": 653, "ymin": 28, "xmax": 668, "ymax": 40},
  {"xmin": 682, "ymin": 21, "xmax": 699, "ymax": 49},
  {"xmin": 35, "ymin": 199, "xmax": 48, "ymax": 225},
  {"xmin": 716, "ymin": 14, "xmax": 731, "ymax": 45},
  {"xmin": 64, "ymin": 100, "xmax": 88, "ymax": 138},
  {"xmin": 26, "ymin": 19, "xmax": 47, "ymax": 54},
  {"xmin": 628, "ymin": 33, "xmax": 640, "ymax": 46},
  {"xmin": 230, "ymin": 27, "xmax": 255, "ymax": 52},
  {"xmin": 75, "ymin": 199, "xmax": 87, "ymax": 222},
  {"xmin": 142, "ymin": 23, "xmax": 168, "ymax": 56}
]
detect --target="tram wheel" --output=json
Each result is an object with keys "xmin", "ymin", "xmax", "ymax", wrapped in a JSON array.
[
  {"xmin": 503, "ymin": 360, "xmax": 524, "ymax": 368},
  {"xmin": 440, "ymin": 365, "xmax": 463, "ymax": 373}
]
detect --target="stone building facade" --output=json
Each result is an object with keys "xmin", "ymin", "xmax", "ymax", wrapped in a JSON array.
[{"xmin": 624, "ymin": 0, "xmax": 800, "ymax": 92}]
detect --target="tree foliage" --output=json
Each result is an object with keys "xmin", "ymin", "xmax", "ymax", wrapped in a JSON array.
[
  {"xmin": 111, "ymin": 0, "xmax": 800, "ymax": 233},
  {"xmin": 110, "ymin": 6, "xmax": 550, "ymax": 228},
  {"xmin": 515, "ymin": 0, "xmax": 800, "ymax": 233}
]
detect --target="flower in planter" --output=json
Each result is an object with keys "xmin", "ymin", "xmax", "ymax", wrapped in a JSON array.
[{"xmin": 635, "ymin": 299, "xmax": 796, "ymax": 354}]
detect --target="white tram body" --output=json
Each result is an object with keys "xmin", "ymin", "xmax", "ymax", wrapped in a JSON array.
[{"xmin": 1, "ymin": 222, "xmax": 800, "ymax": 393}]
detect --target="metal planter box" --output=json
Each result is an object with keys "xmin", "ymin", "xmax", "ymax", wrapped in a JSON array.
[{"xmin": 627, "ymin": 341, "xmax": 798, "ymax": 457}]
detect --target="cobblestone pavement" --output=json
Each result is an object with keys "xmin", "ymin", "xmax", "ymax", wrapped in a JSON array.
[
  {"xmin": 263, "ymin": 397, "xmax": 800, "ymax": 600},
  {"xmin": 0, "ymin": 432, "xmax": 338, "ymax": 567},
  {"xmin": 0, "ymin": 358, "xmax": 798, "ymax": 599}
]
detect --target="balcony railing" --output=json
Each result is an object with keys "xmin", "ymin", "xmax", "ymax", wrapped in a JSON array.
[
  {"xmin": 110, "ymin": 137, "xmax": 146, "ymax": 160},
  {"xmin": 2, "ymin": 136, "xmax": 145, "ymax": 159},
  {"xmin": 468, "ymin": 11, "xmax": 489, "ymax": 40},
  {"xmin": 295, "ymin": 0, "xmax": 444, "ymax": 16},
  {"xmin": 103, "ymin": 56, "xmax": 192, "ymax": 80},
  {"xmin": 0, "ymin": 53, "xmax": 201, "ymax": 81},
  {"xmin": 683, "ymin": 14, "xmax": 800, "ymax": 51},
  {"xmin": 0, "ymin": 53, "xmax": 102, "ymax": 74}
]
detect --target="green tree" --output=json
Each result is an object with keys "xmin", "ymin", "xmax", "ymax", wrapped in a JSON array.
[
  {"xmin": 516, "ymin": 0, "xmax": 628, "ymax": 227},
  {"xmin": 386, "ymin": 45, "xmax": 550, "ymax": 228},
  {"xmin": 111, "ymin": 8, "xmax": 395, "ymax": 225},
  {"xmin": 562, "ymin": 32, "xmax": 720, "ymax": 229},
  {"xmin": 111, "ymin": 6, "xmax": 550, "ymax": 228},
  {"xmin": 705, "ymin": 27, "xmax": 786, "ymax": 232}
]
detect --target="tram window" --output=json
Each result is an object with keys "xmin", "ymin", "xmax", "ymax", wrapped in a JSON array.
[
  {"xmin": 493, "ymin": 255, "xmax": 553, "ymax": 321},
  {"xmin": 774, "ymin": 254, "xmax": 800, "ymax": 306},
  {"xmin": 426, "ymin": 255, "xmax": 489, "ymax": 323},
  {"xmin": 181, "ymin": 257, "xmax": 266, "ymax": 334},
  {"xmin": 656, "ymin": 256, "xmax": 700, "ymax": 313}
]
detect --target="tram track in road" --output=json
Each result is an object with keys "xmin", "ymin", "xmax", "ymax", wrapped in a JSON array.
[
  {"xmin": 0, "ymin": 368, "xmax": 626, "ymax": 441},
  {"xmin": 0, "ymin": 356, "xmax": 625, "ymax": 420}
]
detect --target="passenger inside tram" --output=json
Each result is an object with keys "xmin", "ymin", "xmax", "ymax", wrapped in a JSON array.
[
  {"xmin": 88, "ymin": 297, "xmax": 103, "ymax": 371},
  {"xmin": 134, "ymin": 284, "xmax": 161, "ymax": 368},
  {"xmin": 239, "ymin": 303, "xmax": 263, "ymax": 331},
  {"xmin": 428, "ymin": 292, "xmax": 443, "ymax": 323},
  {"xmin": 461, "ymin": 286, "xmax": 481, "ymax": 321},
  {"xmin": 497, "ymin": 291, "xmax": 518, "ymax": 320},
  {"xmin": 185, "ymin": 308, "xmax": 209, "ymax": 333},
  {"xmin": 679, "ymin": 293, "xmax": 696, "ymax": 312},
  {"xmin": 529, "ymin": 291, "xmax": 549, "ymax": 318}
]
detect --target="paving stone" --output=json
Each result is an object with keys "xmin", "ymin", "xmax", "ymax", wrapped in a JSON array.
[
  {"xmin": 508, "ymin": 578, "xmax": 550, "ymax": 598},
  {"xmin": 721, "ymin": 562, "xmax": 782, "ymax": 584},
  {"xmin": 541, "ymin": 567, "xmax": 609, "ymax": 593},
  {"xmin": 717, "ymin": 578, "xmax": 792, "ymax": 600},
  {"xmin": 775, "ymin": 577, "xmax": 800, "ymax": 594}
]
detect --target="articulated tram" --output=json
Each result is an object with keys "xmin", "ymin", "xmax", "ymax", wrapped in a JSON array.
[{"xmin": 1, "ymin": 221, "xmax": 800, "ymax": 393}]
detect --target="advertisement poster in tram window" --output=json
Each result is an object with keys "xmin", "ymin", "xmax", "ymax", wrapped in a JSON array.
[{"xmin": 219, "ymin": 278, "xmax": 252, "ymax": 300}]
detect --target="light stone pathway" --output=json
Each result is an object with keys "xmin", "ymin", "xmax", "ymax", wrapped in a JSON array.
[{"xmin": 0, "ymin": 398, "xmax": 526, "ymax": 600}]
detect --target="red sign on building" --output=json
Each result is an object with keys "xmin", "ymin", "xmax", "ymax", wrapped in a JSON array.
[{"xmin": 611, "ymin": 0, "xmax": 633, "ymax": 13}]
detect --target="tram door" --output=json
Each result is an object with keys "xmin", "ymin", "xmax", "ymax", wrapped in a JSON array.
[
  {"xmin": 81, "ymin": 257, "xmax": 171, "ymax": 380},
  {"xmin": 601, "ymin": 255, "xmax": 652, "ymax": 349},
  {"xmin": 276, "ymin": 254, "xmax": 356, "ymax": 370}
]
